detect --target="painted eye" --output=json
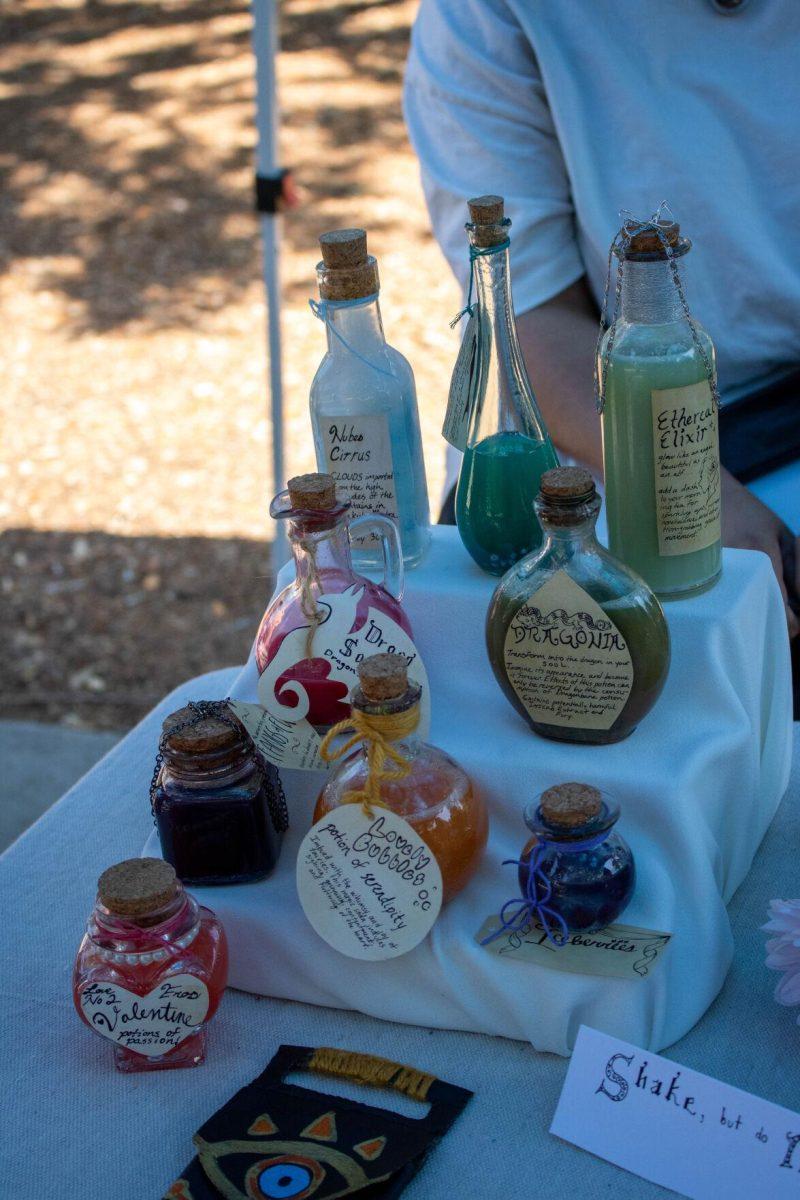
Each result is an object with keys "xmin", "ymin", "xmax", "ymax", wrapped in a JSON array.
[{"xmin": 248, "ymin": 1155, "xmax": 325, "ymax": 1200}]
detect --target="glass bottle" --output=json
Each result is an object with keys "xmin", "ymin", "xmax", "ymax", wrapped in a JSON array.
[
  {"xmin": 454, "ymin": 195, "xmax": 558, "ymax": 575},
  {"xmin": 310, "ymin": 228, "xmax": 430, "ymax": 570},
  {"xmin": 73, "ymin": 858, "xmax": 228, "ymax": 1073},
  {"xmin": 314, "ymin": 653, "xmax": 488, "ymax": 903},
  {"xmin": 486, "ymin": 467, "xmax": 670, "ymax": 744},
  {"xmin": 255, "ymin": 473, "xmax": 411, "ymax": 732},
  {"xmin": 152, "ymin": 702, "xmax": 285, "ymax": 886},
  {"xmin": 600, "ymin": 218, "xmax": 722, "ymax": 598},
  {"xmin": 518, "ymin": 783, "xmax": 635, "ymax": 935}
]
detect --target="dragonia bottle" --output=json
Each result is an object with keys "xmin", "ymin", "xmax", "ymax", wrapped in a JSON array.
[
  {"xmin": 310, "ymin": 228, "xmax": 430, "ymax": 570},
  {"xmin": 599, "ymin": 217, "xmax": 722, "ymax": 598},
  {"xmin": 454, "ymin": 195, "xmax": 558, "ymax": 575}
]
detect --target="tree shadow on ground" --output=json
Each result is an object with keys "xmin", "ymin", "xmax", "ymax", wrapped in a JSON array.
[
  {"xmin": 1, "ymin": 527, "xmax": 274, "ymax": 730},
  {"xmin": 0, "ymin": 0, "xmax": 413, "ymax": 332}
]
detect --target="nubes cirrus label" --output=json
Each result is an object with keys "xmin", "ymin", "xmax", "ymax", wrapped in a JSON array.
[
  {"xmin": 320, "ymin": 414, "xmax": 399, "ymax": 542},
  {"xmin": 503, "ymin": 570, "xmax": 634, "ymax": 731}
]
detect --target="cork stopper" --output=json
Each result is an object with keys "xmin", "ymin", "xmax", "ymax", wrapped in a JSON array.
[
  {"xmin": 288, "ymin": 472, "xmax": 337, "ymax": 511},
  {"xmin": 357, "ymin": 653, "xmax": 408, "ymax": 702},
  {"xmin": 540, "ymin": 782, "xmax": 602, "ymax": 829},
  {"xmin": 622, "ymin": 219, "xmax": 682, "ymax": 259},
  {"xmin": 540, "ymin": 466, "xmax": 596, "ymax": 503},
  {"xmin": 162, "ymin": 705, "xmax": 241, "ymax": 754},
  {"xmin": 317, "ymin": 227, "xmax": 379, "ymax": 301},
  {"xmin": 98, "ymin": 858, "xmax": 178, "ymax": 917},
  {"xmin": 468, "ymin": 195, "xmax": 505, "ymax": 225},
  {"xmin": 319, "ymin": 229, "xmax": 367, "ymax": 269}
]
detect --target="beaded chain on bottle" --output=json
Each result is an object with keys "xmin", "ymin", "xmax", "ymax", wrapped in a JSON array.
[
  {"xmin": 148, "ymin": 700, "xmax": 289, "ymax": 831},
  {"xmin": 594, "ymin": 203, "xmax": 720, "ymax": 414}
]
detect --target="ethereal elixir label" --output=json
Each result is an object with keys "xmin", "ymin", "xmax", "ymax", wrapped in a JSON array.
[
  {"xmin": 650, "ymin": 380, "xmax": 721, "ymax": 556},
  {"xmin": 79, "ymin": 974, "xmax": 209, "ymax": 1057},
  {"xmin": 321, "ymin": 413, "xmax": 399, "ymax": 542},
  {"xmin": 296, "ymin": 805, "xmax": 443, "ymax": 960},
  {"xmin": 503, "ymin": 570, "xmax": 634, "ymax": 731}
]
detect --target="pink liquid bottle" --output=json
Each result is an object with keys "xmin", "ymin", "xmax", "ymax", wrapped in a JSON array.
[
  {"xmin": 73, "ymin": 858, "xmax": 228, "ymax": 1073},
  {"xmin": 255, "ymin": 472, "xmax": 411, "ymax": 731}
]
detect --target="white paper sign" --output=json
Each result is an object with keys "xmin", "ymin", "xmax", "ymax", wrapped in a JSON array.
[
  {"xmin": 296, "ymin": 805, "xmax": 443, "ymax": 960},
  {"xmin": 78, "ymin": 974, "xmax": 209, "ymax": 1057},
  {"xmin": 229, "ymin": 699, "xmax": 326, "ymax": 771},
  {"xmin": 551, "ymin": 1025, "xmax": 800, "ymax": 1200},
  {"xmin": 320, "ymin": 413, "xmax": 400, "ymax": 542}
]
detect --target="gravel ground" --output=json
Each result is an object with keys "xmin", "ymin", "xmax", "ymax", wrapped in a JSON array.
[{"xmin": 1, "ymin": 0, "xmax": 459, "ymax": 730}]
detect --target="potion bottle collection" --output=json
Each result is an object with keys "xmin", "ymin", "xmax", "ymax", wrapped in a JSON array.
[{"xmin": 74, "ymin": 204, "xmax": 723, "ymax": 1067}]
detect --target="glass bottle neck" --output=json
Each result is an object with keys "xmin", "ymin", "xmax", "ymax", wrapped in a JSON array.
[
  {"xmin": 161, "ymin": 741, "xmax": 255, "ymax": 788},
  {"xmin": 289, "ymin": 516, "xmax": 353, "ymax": 582},
  {"xmin": 324, "ymin": 294, "xmax": 386, "ymax": 355},
  {"xmin": 620, "ymin": 258, "xmax": 684, "ymax": 324}
]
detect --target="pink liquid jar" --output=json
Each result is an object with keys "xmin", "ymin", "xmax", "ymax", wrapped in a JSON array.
[
  {"xmin": 73, "ymin": 858, "xmax": 228, "ymax": 1073},
  {"xmin": 255, "ymin": 472, "xmax": 411, "ymax": 731}
]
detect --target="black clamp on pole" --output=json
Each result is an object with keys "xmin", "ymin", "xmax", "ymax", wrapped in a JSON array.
[{"xmin": 255, "ymin": 169, "xmax": 291, "ymax": 215}]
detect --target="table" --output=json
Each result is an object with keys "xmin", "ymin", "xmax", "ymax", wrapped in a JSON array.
[
  {"xmin": 1, "ymin": 670, "xmax": 797, "ymax": 1199},
  {"xmin": 153, "ymin": 532, "xmax": 792, "ymax": 1056}
]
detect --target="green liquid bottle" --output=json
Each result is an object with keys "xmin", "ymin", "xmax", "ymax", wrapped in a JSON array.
[
  {"xmin": 600, "ymin": 220, "xmax": 721, "ymax": 599},
  {"xmin": 486, "ymin": 467, "xmax": 670, "ymax": 745},
  {"xmin": 453, "ymin": 196, "xmax": 558, "ymax": 575}
]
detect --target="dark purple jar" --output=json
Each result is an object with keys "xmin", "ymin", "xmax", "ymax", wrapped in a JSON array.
[{"xmin": 153, "ymin": 705, "xmax": 285, "ymax": 886}]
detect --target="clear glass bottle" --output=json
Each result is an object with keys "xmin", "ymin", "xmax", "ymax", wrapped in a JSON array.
[
  {"xmin": 600, "ymin": 218, "xmax": 722, "ymax": 598},
  {"xmin": 73, "ymin": 858, "xmax": 228, "ymax": 1073},
  {"xmin": 486, "ymin": 467, "xmax": 670, "ymax": 744},
  {"xmin": 518, "ymin": 783, "xmax": 635, "ymax": 935},
  {"xmin": 454, "ymin": 195, "xmax": 558, "ymax": 575},
  {"xmin": 152, "ymin": 702, "xmax": 285, "ymax": 886},
  {"xmin": 314, "ymin": 653, "xmax": 488, "ymax": 903},
  {"xmin": 310, "ymin": 228, "xmax": 430, "ymax": 570},
  {"xmin": 255, "ymin": 473, "xmax": 411, "ymax": 732}
]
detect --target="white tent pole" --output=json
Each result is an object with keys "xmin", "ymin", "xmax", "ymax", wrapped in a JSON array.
[{"xmin": 251, "ymin": 0, "xmax": 288, "ymax": 568}]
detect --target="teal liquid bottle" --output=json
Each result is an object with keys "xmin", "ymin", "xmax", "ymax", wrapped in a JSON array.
[
  {"xmin": 454, "ymin": 196, "xmax": 558, "ymax": 575},
  {"xmin": 599, "ymin": 218, "xmax": 721, "ymax": 599}
]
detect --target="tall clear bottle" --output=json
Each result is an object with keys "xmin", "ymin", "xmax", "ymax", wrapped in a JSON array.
[
  {"xmin": 600, "ymin": 218, "xmax": 722, "ymax": 598},
  {"xmin": 310, "ymin": 228, "xmax": 430, "ymax": 571},
  {"xmin": 454, "ymin": 196, "xmax": 558, "ymax": 575}
]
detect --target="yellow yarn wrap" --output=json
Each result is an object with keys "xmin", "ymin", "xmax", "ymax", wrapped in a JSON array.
[{"xmin": 319, "ymin": 702, "xmax": 420, "ymax": 817}]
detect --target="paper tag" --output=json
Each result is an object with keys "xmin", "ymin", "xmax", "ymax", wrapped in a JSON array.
[
  {"xmin": 503, "ymin": 570, "xmax": 634, "ymax": 731},
  {"xmin": 296, "ymin": 805, "xmax": 443, "ymax": 960},
  {"xmin": 442, "ymin": 309, "xmax": 480, "ymax": 451},
  {"xmin": 651, "ymin": 380, "xmax": 721, "ymax": 556},
  {"xmin": 256, "ymin": 587, "xmax": 430, "ymax": 770},
  {"xmin": 78, "ymin": 974, "xmax": 209, "ymax": 1057},
  {"xmin": 320, "ymin": 414, "xmax": 399, "ymax": 543},
  {"xmin": 476, "ymin": 915, "xmax": 671, "ymax": 980},
  {"xmin": 552, "ymin": 1025, "xmax": 800, "ymax": 1200},
  {"xmin": 229, "ymin": 699, "xmax": 326, "ymax": 771}
]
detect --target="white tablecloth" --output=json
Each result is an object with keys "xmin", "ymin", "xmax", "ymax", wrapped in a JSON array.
[
  {"xmin": 142, "ymin": 530, "xmax": 793, "ymax": 1057},
  {"xmin": 2, "ymin": 681, "xmax": 798, "ymax": 1200}
]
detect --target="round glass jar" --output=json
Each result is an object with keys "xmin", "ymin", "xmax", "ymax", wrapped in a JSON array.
[
  {"xmin": 152, "ymin": 704, "xmax": 284, "ymax": 886},
  {"xmin": 73, "ymin": 858, "xmax": 228, "ymax": 1073},
  {"xmin": 518, "ymin": 783, "xmax": 635, "ymax": 935}
]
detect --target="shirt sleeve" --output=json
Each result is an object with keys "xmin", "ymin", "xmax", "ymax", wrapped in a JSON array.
[{"xmin": 403, "ymin": 0, "xmax": 585, "ymax": 315}]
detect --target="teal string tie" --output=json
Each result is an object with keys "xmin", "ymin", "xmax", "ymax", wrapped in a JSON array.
[
  {"xmin": 309, "ymin": 295, "xmax": 396, "ymax": 380},
  {"xmin": 449, "ymin": 238, "xmax": 511, "ymax": 328}
]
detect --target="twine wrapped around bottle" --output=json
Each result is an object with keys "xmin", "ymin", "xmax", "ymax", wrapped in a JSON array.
[{"xmin": 319, "ymin": 703, "xmax": 420, "ymax": 817}]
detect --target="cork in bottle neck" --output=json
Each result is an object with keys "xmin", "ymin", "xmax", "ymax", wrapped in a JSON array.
[
  {"xmin": 536, "ymin": 466, "xmax": 600, "ymax": 529},
  {"xmin": 467, "ymin": 194, "xmax": 510, "ymax": 249},
  {"xmin": 540, "ymin": 782, "xmax": 602, "ymax": 829},
  {"xmin": 317, "ymin": 228, "xmax": 380, "ymax": 301},
  {"xmin": 287, "ymin": 473, "xmax": 337, "ymax": 512},
  {"xmin": 352, "ymin": 653, "xmax": 421, "ymax": 718},
  {"xmin": 619, "ymin": 218, "xmax": 690, "ymax": 262},
  {"xmin": 97, "ymin": 858, "xmax": 179, "ymax": 918}
]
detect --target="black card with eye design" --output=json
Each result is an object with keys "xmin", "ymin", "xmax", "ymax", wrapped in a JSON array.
[{"xmin": 162, "ymin": 1044, "xmax": 472, "ymax": 1200}]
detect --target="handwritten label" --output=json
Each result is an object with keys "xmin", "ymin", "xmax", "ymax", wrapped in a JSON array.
[
  {"xmin": 503, "ymin": 570, "xmax": 634, "ymax": 731},
  {"xmin": 552, "ymin": 1026, "xmax": 800, "ymax": 1199},
  {"xmin": 476, "ymin": 915, "xmax": 671, "ymax": 981},
  {"xmin": 296, "ymin": 805, "xmax": 443, "ymax": 960},
  {"xmin": 443, "ymin": 309, "xmax": 480, "ymax": 451},
  {"xmin": 78, "ymin": 974, "xmax": 208, "ymax": 1057},
  {"xmin": 255, "ymin": 586, "xmax": 430, "ymax": 770},
  {"xmin": 229, "ymin": 700, "xmax": 326, "ymax": 771},
  {"xmin": 651, "ymin": 380, "xmax": 721, "ymax": 556},
  {"xmin": 320, "ymin": 414, "xmax": 399, "ymax": 544}
]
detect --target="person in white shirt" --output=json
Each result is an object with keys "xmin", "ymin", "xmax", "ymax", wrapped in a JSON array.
[{"xmin": 403, "ymin": 0, "xmax": 800, "ymax": 653}]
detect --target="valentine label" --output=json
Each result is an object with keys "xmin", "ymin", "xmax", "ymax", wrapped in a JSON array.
[
  {"xmin": 78, "ymin": 973, "xmax": 209, "ymax": 1057},
  {"xmin": 296, "ymin": 805, "xmax": 443, "ymax": 960},
  {"xmin": 254, "ymin": 586, "xmax": 430, "ymax": 770}
]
